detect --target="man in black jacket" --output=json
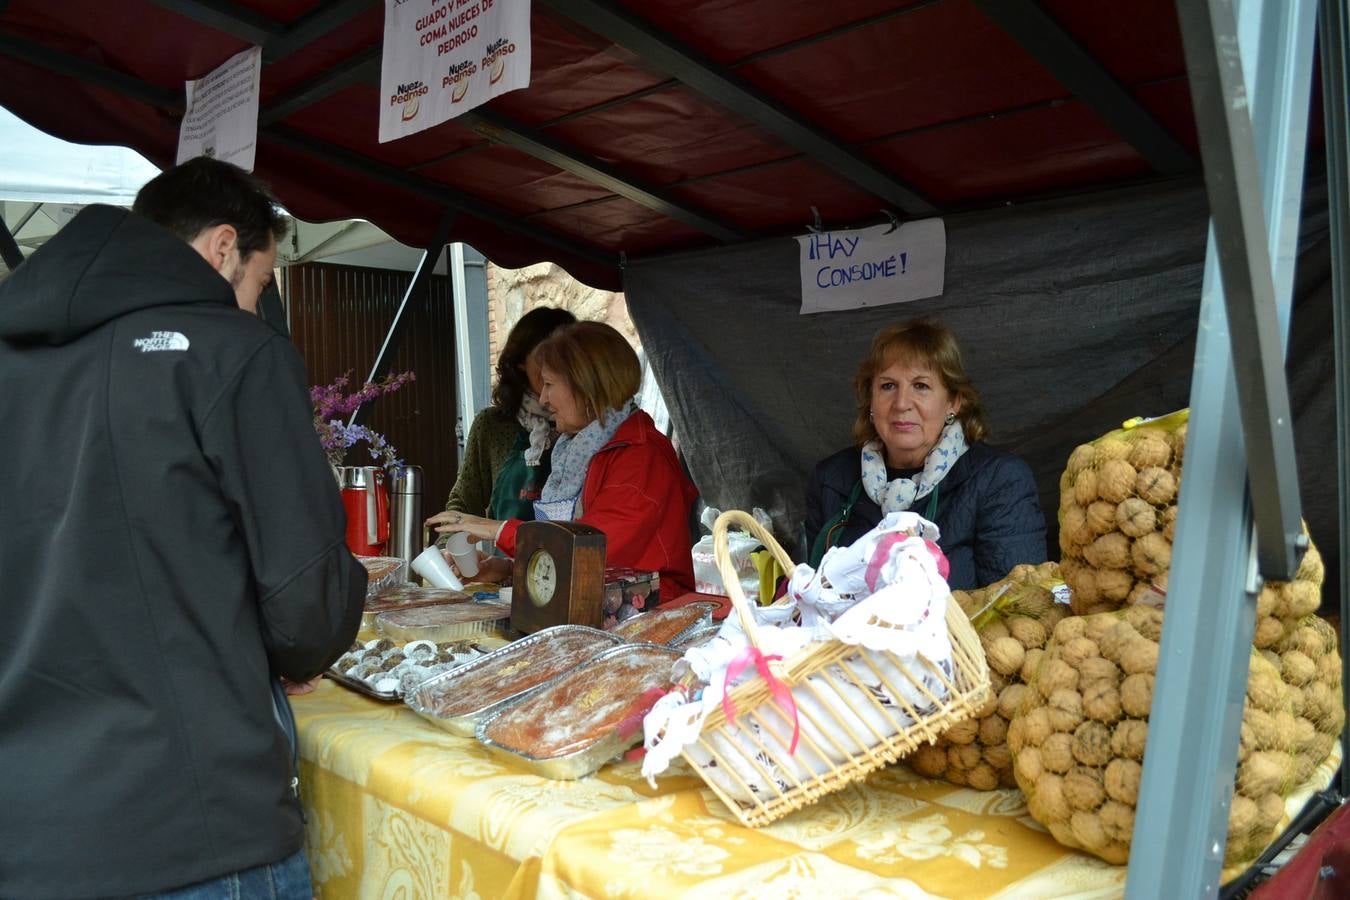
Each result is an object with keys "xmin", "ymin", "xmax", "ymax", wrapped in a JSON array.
[{"xmin": 0, "ymin": 158, "xmax": 366, "ymax": 898}]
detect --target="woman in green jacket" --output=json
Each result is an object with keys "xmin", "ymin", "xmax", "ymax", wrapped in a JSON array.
[{"xmin": 442, "ymin": 306, "xmax": 575, "ymax": 522}]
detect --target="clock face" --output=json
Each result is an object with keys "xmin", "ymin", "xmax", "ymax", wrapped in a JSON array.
[{"xmin": 527, "ymin": 549, "xmax": 558, "ymax": 607}]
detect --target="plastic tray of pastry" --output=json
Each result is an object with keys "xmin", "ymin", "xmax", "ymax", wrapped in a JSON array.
[
  {"xmin": 475, "ymin": 643, "xmax": 682, "ymax": 780},
  {"xmin": 374, "ymin": 599, "xmax": 511, "ymax": 643},
  {"xmin": 325, "ymin": 637, "xmax": 491, "ymax": 701},
  {"xmin": 405, "ymin": 625, "xmax": 622, "ymax": 737},
  {"xmin": 608, "ymin": 601, "xmax": 720, "ymax": 646},
  {"xmin": 362, "ymin": 585, "xmax": 472, "ymax": 630},
  {"xmin": 358, "ymin": 556, "xmax": 408, "ymax": 598}
]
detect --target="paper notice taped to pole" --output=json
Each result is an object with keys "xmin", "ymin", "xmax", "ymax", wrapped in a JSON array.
[
  {"xmin": 797, "ymin": 219, "xmax": 947, "ymax": 315},
  {"xmin": 379, "ymin": 0, "xmax": 532, "ymax": 143},
  {"xmin": 176, "ymin": 46, "xmax": 262, "ymax": 171}
]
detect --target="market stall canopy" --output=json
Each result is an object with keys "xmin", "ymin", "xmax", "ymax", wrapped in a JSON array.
[{"xmin": 0, "ymin": 0, "xmax": 1230, "ymax": 290}]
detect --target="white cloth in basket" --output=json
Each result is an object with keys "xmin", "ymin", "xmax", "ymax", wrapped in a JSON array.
[{"xmin": 641, "ymin": 515, "xmax": 955, "ymax": 804}]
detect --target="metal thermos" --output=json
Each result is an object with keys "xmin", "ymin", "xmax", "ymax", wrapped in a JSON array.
[
  {"xmin": 387, "ymin": 465, "xmax": 424, "ymax": 566},
  {"xmin": 336, "ymin": 465, "xmax": 390, "ymax": 557}
]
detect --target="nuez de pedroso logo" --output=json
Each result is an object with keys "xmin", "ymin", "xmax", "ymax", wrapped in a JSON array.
[{"xmin": 390, "ymin": 80, "xmax": 428, "ymax": 121}]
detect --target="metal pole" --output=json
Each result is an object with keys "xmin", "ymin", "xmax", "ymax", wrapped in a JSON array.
[
  {"xmin": 1317, "ymin": 0, "xmax": 1350, "ymax": 803},
  {"xmin": 1127, "ymin": 0, "xmax": 1319, "ymax": 896},
  {"xmin": 0, "ymin": 212, "xmax": 23, "ymax": 271},
  {"xmin": 348, "ymin": 209, "xmax": 456, "ymax": 431}
]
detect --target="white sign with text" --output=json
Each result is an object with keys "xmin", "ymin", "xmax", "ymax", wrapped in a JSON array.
[
  {"xmin": 176, "ymin": 46, "xmax": 262, "ymax": 171},
  {"xmin": 379, "ymin": 0, "xmax": 531, "ymax": 142},
  {"xmin": 797, "ymin": 219, "xmax": 947, "ymax": 315}
]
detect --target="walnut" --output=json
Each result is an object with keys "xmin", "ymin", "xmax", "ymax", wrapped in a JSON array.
[
  {"xmin": 1122, "ymin": 604, "xmax": 1164, "ymax": 641},
  {"xmin": 984, "ymin": 742, "xmax": 1012, "ymax": 772},
  {"xmin": 1086, "ymin": 501, "xmax": 1118, "ymax": 536},
  {"xmin": 1060, "ymin": 637, "xmax": 1101, "ymax": 669},
  {"xmin": 1053, "ymin": 616, "xmax": 1088, "ymax": 644},
  {"xmin": 1296, "ymin": 541, "xmax": 1324, "ymax": 585},
  {"xmin": 1120, "ymin": 639, "xmax": 1159, "ymax": 676},
  {"xmin": 1085, "ymin": 532, "xmax": 1131, "ymax": 570},
  {"xmin": 944, "ymin": 716, "xmax": 979, "ymax": 746},
  {"xmin": 1098, "ymin": 459, "xmax": 1138, "ymax": 505},
  {"xmin": 1120, "ymin": 673, "xmax": 1155, "ymax": 718},
  {"xmin": 1007, "ymin": 616, "xmax": 1048, "ymax": 650},
  {"xmin": 1074, "ymin": 468, "xmax": 1100, "ymax": 507},
  {"xmin": 1070, "ymin": 810, "xmax": 1109, "ymax": 851},
  {"xmin": 1093, "ymin": 437, "xmax": 1133, "ymax": 465},
  {"xmin": 1100, "ymin": 799, "xmax": 1136, "ymax": 844},
  {"xmin": 1041, "ymin": 732, "xmax": 1076, "ymax": 773},
  {"xmin": 1063, "ymin": 765, "xmax": 1107, "ymax": 811},
  {"xmin": 1161, "ymin": 505, "xmax": 1179, "ymax": 542},
  {"xmin": 1115, "ymin": 497, "xmax": 1157, "ymax": 538},
  {"xmin": 1281, "ymin": 581, "xmax": 1321, "ymax": 619},
  {"xmin": 1015, "ymin": 745, "xmax": 1044, "ymax": 783},
  {"xmin": 1072, "ymin": 720, "xmax": 1114, "ymax": 766},
  {"xmin": 1066, "ymin": 443, "xmax": 1096, "ymax": 478},
  {"xmin": 1253, "ymin": 615, "xmax": 1284, "ymax": 648},
  {"xmin": 1029, "ymin": 771, "xmax": 1071, "ymax": 823},
  {"xmin": 998, "ymin": 683, "xmax": 1031, "ymax": 720},
  {"xmin": 1247, "ymin": 664, "xmax": 1286, "ymax": 713},
  {"xmin": 1082, "ymin": 681, "xmax": 1124, "ymax": 724},
  {"xmin": 908, "ymin": 742, "xmax": 948, "ymax": 777},
  {"xmin": 1060, "ymin": 505, "xmax": 1089, "ymax": 552},
  {"xmin": 986, "ymin": 636, "xmax": 1026, "ymax": 677},
  {"xmin": 1078, "ymin": 656, "xmax": 1121, "ymax": 685},
  {"xmin": 1237, "ymin": 751, "xmax": 1292, "ymax": 798},
  {"xmin": 981, "ymin": 619, "xmax": 1011, "ymax": 643},
  {"xmin": 1020, "ymin": 706, "xmax": 1053, "ymax": 746},
  {"xmin": 1128, "ymin": 434, "xmax": 1172, "ymax": 469},
  {"xmin": 1020, "ymin": 647, "xmax": 1047, "ymax": 684},
  {"xmin": 979, "ymin": 712, "xmax": 1009, "ymax": 747},
  {"xmin": 1131, "ymin": 533, "xmax": 1172, "ymax": 577},
  {"xmin": 1136, "ymin": 466, "xmax": 1178, "ymax": 506},
  {"xmin": 1099, "ymin": 620, "xmax": 1140, "ymax": 664},
  {"xmin": 1097, "ymin": 568, "xmax": 1134, "ymax": 603},
  {"xmin": 1111, "ymin": 719, "xmax": 1149, "ymax": 760},
  {"xmin": 1067, "ymin": 569, "xmax": 1103, "ymax": 613},
  {"xmin": 1037, "ymin": 658, "xmax": 1080, "ymax": 698},
  {"xmin": 1280, "ymin": 623, "xmax": 1326, "ymax": 659},
  {"xmin": 1227, "ymin": 794, "xmax": 1259, "ymax": 843},
  {"xmin": 1170, "ymin": 421, "xmax": 1187, "ymax": 462},
  {"xmin": 1046, "ymin": 688, "xmax": 1085, "ymax": 733},
  {"xmin": 1281, "ymin": 650, "xmax": 1316, "ymax": 686},
  {"xmin": 1104, "ymin": 757, "xmax": 1142, "ymax": 805},
  {"xmin": 1256, "ymin": 792, "xmax": 1285, "ymax": 831},
  {"xmin": 966, "ymin": 762, "xmax": 999, "ymax": 791},
  {"xmin": 947, "ymin": 743, "xmax": 981, "ymax": 771}
]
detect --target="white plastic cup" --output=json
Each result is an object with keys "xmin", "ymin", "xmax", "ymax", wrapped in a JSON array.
[
  {"xmin": 445, "ymin": 532, "xmax": 480, "ymax": 577},
  {"xmin": 412, "ymin": 545, "xmax": 464, "ymax": 590}
]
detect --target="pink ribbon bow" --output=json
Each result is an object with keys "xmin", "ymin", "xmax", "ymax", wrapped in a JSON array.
[
  {"xmin": 864, "ymin": 535, "xmax": 950, "ymax": 592},
  {"xmin": 721, "ymin": 646, "xmax": 799, "ymax": 755}
]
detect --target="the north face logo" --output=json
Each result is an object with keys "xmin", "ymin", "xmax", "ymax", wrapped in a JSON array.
[{"xmin": 133, "ymin": 331, "xmax": 190, "ymax": 352}]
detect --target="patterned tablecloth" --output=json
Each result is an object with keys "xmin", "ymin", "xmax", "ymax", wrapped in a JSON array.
[{"xmin": 294, "ymin": 682, "xmax": 1337, "ymax": 899}]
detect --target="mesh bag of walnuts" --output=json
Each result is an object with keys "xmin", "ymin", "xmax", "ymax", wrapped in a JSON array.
[
  {"xmin": 1009, "ymin": 605, "xmax": 1323, "ymax": 872},
  {"xmin": 907, "ymin": 562, "xmax": 1069, "ymax": 789},
  {"xmin": 1058, "ymin": 411, "xmax": 1187, "ymax": 615}
]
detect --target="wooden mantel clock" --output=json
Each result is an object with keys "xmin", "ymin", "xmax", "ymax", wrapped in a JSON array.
[{"xmin": 511, "ymin": 521, "xmax": 607, "ymax": 634}]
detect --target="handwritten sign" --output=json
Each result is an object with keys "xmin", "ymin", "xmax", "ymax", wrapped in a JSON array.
[
  {"xmin": 176, "ymin": 46, "xmax": 262, "ymax": 171},
  {"xmin": 797, "ymin": 218, "xmax": 946, "ymax": 315},
  {"xmin": 379, "ymin": 0, "xmax": 531, "ymax": 142}
]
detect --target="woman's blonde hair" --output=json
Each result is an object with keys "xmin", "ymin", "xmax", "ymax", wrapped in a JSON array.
[
  {"xmin": 852, "ymin": 319, "xmax": 989, "ymax": 447},
  {"xmin": 531, "ymin": 321, "xmax": 641, "ymax": 420}
]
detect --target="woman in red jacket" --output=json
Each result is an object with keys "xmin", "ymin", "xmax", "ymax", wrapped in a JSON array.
[{"xmin": 427, "ymin": 321, "xmax": 697, "ymax": 606}]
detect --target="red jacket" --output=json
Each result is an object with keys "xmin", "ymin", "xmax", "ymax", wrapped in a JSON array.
[{"xmin": 498, "ymin": 410, "xmax": 697, "ymax": 603}]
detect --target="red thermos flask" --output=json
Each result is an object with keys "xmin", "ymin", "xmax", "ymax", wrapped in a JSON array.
[{"xmin": 336, "ymin": 466, "xmax": 390, "ymax": 556}]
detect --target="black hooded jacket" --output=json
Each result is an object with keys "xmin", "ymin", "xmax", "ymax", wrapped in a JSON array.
[{"xmin": 0, "ymin": 206, "xmax": 365, "ymax": 898}]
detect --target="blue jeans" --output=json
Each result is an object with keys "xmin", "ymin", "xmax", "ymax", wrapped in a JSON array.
[{"xmin": 128, "ymin": 848, "xmax": 312, "ymax": 900}]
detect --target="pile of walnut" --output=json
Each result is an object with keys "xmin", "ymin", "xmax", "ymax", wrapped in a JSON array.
[
  {"xmin": 1008, "ymin": 605, "xmax": 1340, "ymax": 870},
  {"xmin": 907, "ymin": 562, "xmax": 1068, "ymax": 789},
  {"xmin": 1057, "ymin": 413, "xmax": 1187, "ymax": 615}
]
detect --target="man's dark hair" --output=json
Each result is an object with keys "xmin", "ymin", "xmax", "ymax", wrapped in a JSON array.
[
  {"xmin": 133, "ymin": 157, "xmax": 289, "ymax": 260},
  {"xmin": 491, "ymin": 306, "xmax": 576, "ymax": 416}
]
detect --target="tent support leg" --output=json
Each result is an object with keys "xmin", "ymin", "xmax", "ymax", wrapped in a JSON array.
[
  {"xmin": 1318, "ymin": 0, "xmax": 1350, "ymax": 805},
  {"xmin": 1126, "ymin": 0, "xmax": 1319, "ymax": 896},
  {"xmin": 348, "ymin": 208, "xmax": 456, "ymax": 433},
  {"xmin": 0, "ymin": 212, "xmax": 23, "ymax": 271}
]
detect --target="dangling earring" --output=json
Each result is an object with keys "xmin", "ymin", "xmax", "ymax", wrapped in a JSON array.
[{"xmin": 944, "ymin": 411, "xmax": 956, "ymax": 425}]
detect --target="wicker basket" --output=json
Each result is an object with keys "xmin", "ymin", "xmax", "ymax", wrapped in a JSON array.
[{"xmin": 683, "ymin": 510, "xmax": 990, "ymax": 827}]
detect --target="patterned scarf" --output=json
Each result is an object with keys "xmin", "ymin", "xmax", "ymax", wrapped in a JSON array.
[
  {"xmin": 860, "ymin": 421, "xmax": 968, "ymax": 514},
  {"xmin": 534, "ymin": 401, "xmax": 636, "ymax": 521},
  {"xmin": 516, "ymin": 392, "xmax": 556, "ymax": 466}
]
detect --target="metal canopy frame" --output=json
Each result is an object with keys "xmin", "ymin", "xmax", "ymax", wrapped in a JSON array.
[
  {"xmin": 969, "ymin": 0, "xmax": 1196, "ymax": 175},
  {"xmin": 0, "ymin": 211, "xmax": 23, "ymax": 270},
  {"xmin": 1319, "ymin": 0, "xmax": 1350, "ymax": 807},
  {"xmin": 1127, "ymin": 0, "xmax": 1321, "ymax": 895}
]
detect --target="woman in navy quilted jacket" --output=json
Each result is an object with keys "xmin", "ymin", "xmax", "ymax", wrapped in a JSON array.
[{"xmin": 805, "ymin": 319, "xmax": 1046, "ymax": 589}]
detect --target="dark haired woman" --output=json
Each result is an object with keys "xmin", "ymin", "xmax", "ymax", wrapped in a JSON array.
[
  {"xmin": 441, "ymin": 305, "xmax": 575, "ymax": 521},
  {"xmin": 805, "ymin": 319, "xmax": 1045, "ymax": 589}
]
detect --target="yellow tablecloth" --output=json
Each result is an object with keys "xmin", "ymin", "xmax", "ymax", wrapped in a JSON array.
[{"xmin": 295, "ymin": 682, "xmax": 1338, "ymax": 899}]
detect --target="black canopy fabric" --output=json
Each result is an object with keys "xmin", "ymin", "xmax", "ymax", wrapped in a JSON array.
[{"xmin": 625, "ymin": 174, "xmax": 1338, "ymax": 602}]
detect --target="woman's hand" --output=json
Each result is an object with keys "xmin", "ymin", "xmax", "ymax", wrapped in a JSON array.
[
  {"xmin": 447, "ymin": 553, "xmax": 513, "ymax": 584},
  {"xmin": 425, "ymin": 510, "xmax": 501, "ymax": 543}
]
